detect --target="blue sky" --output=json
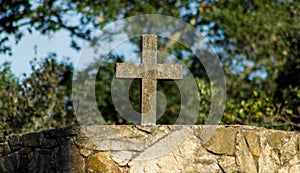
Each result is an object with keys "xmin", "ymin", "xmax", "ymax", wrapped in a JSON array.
[
  {"xmin": 0, "ymin": 30, "xmax": 82, "ymax": 77},
  {"xmin": 0, "ymin": 28, "xmax": 141, "ymax": 79}
]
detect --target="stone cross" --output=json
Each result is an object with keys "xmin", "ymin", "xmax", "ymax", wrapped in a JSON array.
[{"xmin": 116, "ymin": 35, "xmax": 183, "ymax": 125}]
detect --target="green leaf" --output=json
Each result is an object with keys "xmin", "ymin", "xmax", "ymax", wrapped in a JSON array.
[{"xmin": 286, "ymin": 109, "xmax": 293, "ymax": 115}]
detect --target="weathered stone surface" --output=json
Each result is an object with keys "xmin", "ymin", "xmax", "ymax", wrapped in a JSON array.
[
  {"xmin": 280, "ymin": 133, "xmax": 298, "ymax": 164},
  {"xmin": 132, "ymin": 128, "xmax": 191, "ymax": 161},
  {"xmin": 129, "ymin": 134, "xmax": 199, "ymax": 173},
  {"xmin": 218, "ymin": 155, "xmax": 238, "ymax": 173},
  {"xmin": 236, "ymin": 129, "xmax": 257, "ymax": 173},
  {"xmin": 202, "ymin": 127, "xmax": 237, "ymax": 155},
  {"xmin": 0, "ymin": 149, "xmax": 28, "ymax": 173},
  {"xmin": 193, "ymin": 125, "xmax": 202, "ymax": 137},
  {"xmin": 266, "ymin": 130, "xmax": 288, "ymax": 150},
  {"xmin": 28, "ymin": 149, "xmax": 55, "ymax": 173},
  {"xmin": 1, "ymin": 125, "xmax": 300, "ymax": 172},
  {"xmin": 8, "ymin": 135, "xmax": 23, "ymax": 151},
  {"xmin": 79, "ymin": 148, "xmax": 93, "ymax": 157},
  {"xmin": 115, "ymin": 125, "xmax": 147, "ymax": 139},
  {"xmin": 258, "ymin": 131, "xmax": 280, "ymax": 173},
  {"xmin": 244, "ymin": 129, "xmax": 261, "ymax": 156},
  {"xmin": 41, "ymin": 138, "xmax": 59, "ymax": 148},
  {"xmin": 92, "ymin": 138, "xmax": 145, "ymax": 151},
  {"xmin": 135, "ymin": 125, "xmax": 158, "ymax": 133},
  {"xmin": 298, "ymin": 135, "xmax": 300, "ymax": 159},
  {"xmin": 86, "ymin": 152, "xmax": 121, "ymax": 173},
  {"xmin": 50, "ymin": 139, "xmax": 71, "ymax": 172},
  {"xmin": 129, "ymin": 133, "xmax": 221, "ymax": 173},
  {"xmin": 111, "ymin": 151, "xmax": 133, "ymax": 166},
  {"xmin": 192, "ymin": 147, "xmax": 221, "ymax": 173},
  {"xmin": 278, "ymin": 166, "xmax": 289, "ymax": 173},
  {"xmin": 20, "ymin": 132, "xmax": 43, "ymax": 147},
  {"xmin": 70, "ymin": 142, "xmax": 85, "ymax": 173},
  {"xmin": 135, "ymin": 125, "xmax": 170, "ymax": 138},
  {"xmin": 0, "ymin": 142, "xmax": 10, "ymax": 156},
  {"xmin": 75, "ymin": 135, "xmax": 96, "ymax": 150},
  {"xmin": 42, "ymin": 126, "xmax": 79, "ymax": 138},
  {"xmin": 79, "ymin": 125, "xmax": 118, "ymax": 139},
  {"xmin": 289, "ymin": 164, "xmax": 300, "ymax": 173}
]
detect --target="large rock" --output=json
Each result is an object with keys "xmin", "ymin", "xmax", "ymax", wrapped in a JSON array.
[
  {"xmin": 244, "ymin": 129, "xmax": 261, "ymax": 156},
  {"xmin": 86, "ymin": 152, "xmax": 121, "ymax": 173},
  {"xmin": 70, "ymin": 141, "xmax": 85, "ymax": 173},
  {"xmin": 202, "ymin": 126, "xmax": 237, "ymax": 155},
  {"xmin": 236, "ymin": 129, "xmax": 257, "ymax": 173}
]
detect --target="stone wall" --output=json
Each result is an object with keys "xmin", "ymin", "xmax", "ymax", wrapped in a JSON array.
[{"xmin": 0, "ymin": 125, "xmax": 299, "ymax": 173}]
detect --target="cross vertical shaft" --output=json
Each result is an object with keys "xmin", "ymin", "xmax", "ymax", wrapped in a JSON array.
[{"xmin": 141, "ymin": 35, "xmax": 157, "ymax": 125}]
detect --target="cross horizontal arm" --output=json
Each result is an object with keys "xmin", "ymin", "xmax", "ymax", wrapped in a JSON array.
[
  {"xmin": 116, "ymin": 62, "xmax": 183, "ymax": 80},
  {"xmin": 156, "ymin": 64, "xmax": 183, "ymax": 79},
  {"xmin": 115, "ymin": 63, "xmax": 144, "ymax": 78}
]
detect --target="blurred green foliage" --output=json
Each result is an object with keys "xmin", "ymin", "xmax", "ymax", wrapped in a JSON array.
[
  {"xmin": 200, "ymin": 1, "xmax": 300, "ymax": 130},
  {"xmin": 0, "ymin": 1, "xmax": 299, "ymax": 135},
  {"xmin": 0, "ymin": 54, "xmax": 76, "ymax": 136}
]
